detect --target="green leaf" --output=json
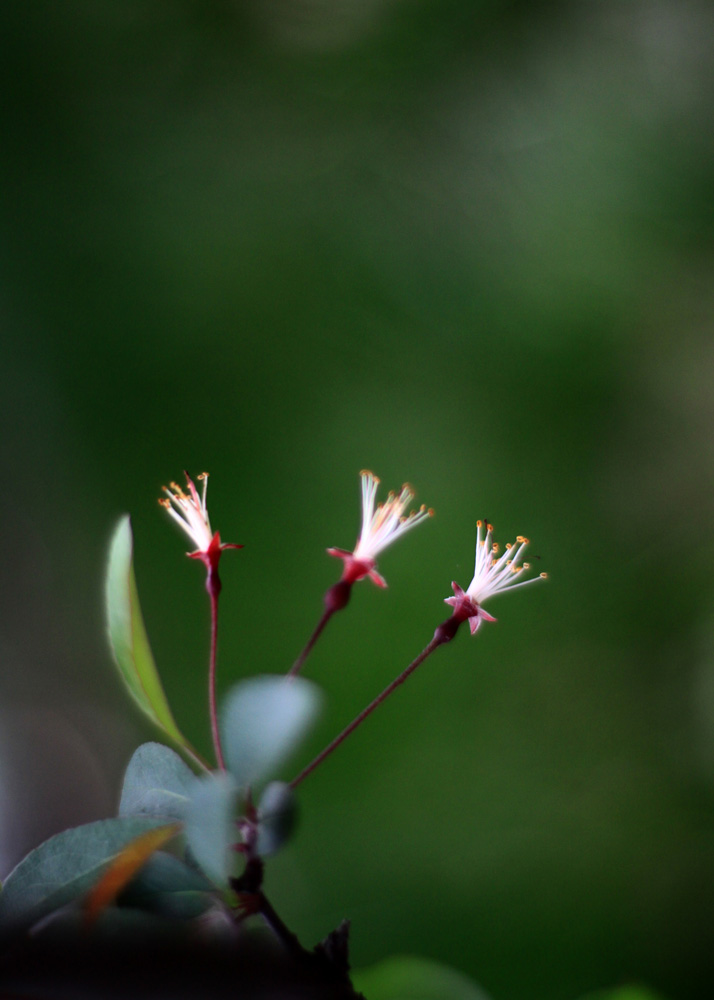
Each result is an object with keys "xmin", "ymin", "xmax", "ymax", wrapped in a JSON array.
[
  {"xmin": 117, "ymin": 851, "xmax": 213, "ymax": 919},
  {"xmin": 184, "ymin": 773, "xmax": 239, "ymax": 886},
  {"xmin": 105, "ymin": 516, "xmax": 189, "ymax": 752},
  {"xmin": 119, "ymin": 742, "xmax": 196, "ymax": 820},
  {"xmin": 255, "ymin": 781, "xmax": 298, "ymax": 857},
  {"xmin": 0, "ymin": 816, "xmax": 174, "ymax": 938},
  {"xmin": 221, "ymin": 675, "xmax": 323, "ymax": 790},
  {"xmin": 142, "ymin": 890, "xmax": 213, "ymax": 920},
  {"xmin": 84, "ymin": 823, "xmax": 182, "ymax": 924},
  {"xmin": 577, "ymin": 989, "xmax": 667, "ymax": 1000},
  {"xmin": 122, "ymin": 851, "xmax": 212, "ymax": 897},
  {"xmin": 352, "ymin": 956, "xmax": 492, "ymax": 1000}
]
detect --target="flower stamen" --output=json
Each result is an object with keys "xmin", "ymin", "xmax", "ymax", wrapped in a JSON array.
[
  {"xmin": 328, "ymin": 470, "xmax": 433, "ymax": 588},
  {"xmin": 445, "ymin": 520, "xmax": 546, "ymax": 634},
  {"xmin": 159, "ymin": 471, "xmax": 242, "ymax": 576}
]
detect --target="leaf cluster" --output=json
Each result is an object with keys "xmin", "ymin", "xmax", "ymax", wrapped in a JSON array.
[{"xmin": 0, "ymin": 518, "xmax": 320, "ymax": 943}]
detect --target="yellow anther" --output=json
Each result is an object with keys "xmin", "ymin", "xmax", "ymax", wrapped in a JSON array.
[
  {"xmin": 197, "ymin": 472, "xmax": 209, "ymax": 480},
  {"xmin": 523, "ymin": 562, "xmax": 530, "ymax": 570},
  {"xmin": 540, "ymin": 572, "xmax": 548, "ymax": 579},
  {"xmin": 427, "ymin": 508, "xmax": 434, "ymax": 517},
  {"xmin": 487, "ymin": 523, "xmax": 494, "ymax": 532},
  {"xmin": 477, "ymin": 519, "xmax": 483, "ymax": 528},
  {"xmin": 516, "ymin": 535, "xmax": 526, "ymax": 544},
  {"xmin": 158, "ymin": 498, "xmax": 170, "ymax": 508},
  {"xmin": 492, "ymin": 543, "xmax": 500, "ymax": 553}
]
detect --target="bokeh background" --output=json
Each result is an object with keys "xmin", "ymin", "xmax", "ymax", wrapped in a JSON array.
[{"xmin": 2, "ymin": 1, "xmax": 714, "ymax": 998}]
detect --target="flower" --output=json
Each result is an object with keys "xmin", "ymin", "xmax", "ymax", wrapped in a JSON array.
[
  {"xmin": 445, "ymin": 519, "xmax": 546, "ymax": 634},
  {"xmin": 327, "ymin": 470, "xmax": 433, "ymax": 587},
  {"xmin": 159, "ymin": 471, "xmax": 242, "ymax": 574}
]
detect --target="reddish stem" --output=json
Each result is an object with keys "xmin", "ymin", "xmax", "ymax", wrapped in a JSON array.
[
  {"xmin": 288, "ymin": 608, "xmax": 333, "ymax": 678},
  {"xmin": 290, "ymin": 612, "xmax": 462, "ymax": 789},
  {"xmin": 207, "ymin": 568, "xmax": 226, "ymax": 771},
  {"xmin": 288, "ymin": 580, "xmax": 353, "ymax": 678}
]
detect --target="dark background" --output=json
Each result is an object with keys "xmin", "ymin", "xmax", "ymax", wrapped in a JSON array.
[{"xmin": 1, "ymin": 2, "xmax": 714, "ymax": 998}]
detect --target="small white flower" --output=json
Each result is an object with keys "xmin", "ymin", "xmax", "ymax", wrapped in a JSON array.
[
  {"xmin": 445, "ymin": 520, "xmax": 546, "ymax": 634},
  {"xmin": 328, "ymin": 470, "xmax": 433, "ymax": 587},
  {"xmin": 160, "ymin": 472, "xmax": 213, "ymax": 552},
  {"xmin": 159, "ymin": 471, "xmax": 241, "ymax": 572}
]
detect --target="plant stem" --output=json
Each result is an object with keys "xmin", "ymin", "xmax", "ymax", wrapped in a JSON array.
[
  {"xmin": 208, "ymin": 571, "xmax": 226, "ymax": 770},
  {"xmin": 288, "ymin": 579, "xmax": 353, "ymax": 678},
  {"xmin": 257, "ymin": 892, "xmax": 305, "ymax": 958},
  {"xmin": 231, "ymin": 865, "xmax": 358, "ymax": 991},
  {"xmin": 290, "ymin": 621, "xmax": 457, "ymax": 789},
  {"xmin": 288, "ymin": 607, "xmax": 334, "ymax": 678}
]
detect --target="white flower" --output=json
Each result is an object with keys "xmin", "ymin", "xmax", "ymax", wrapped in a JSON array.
[
  {"xmin": 328, "ymin": 470, "xmax": 433, "ymax": 587},
  {"xmin": 160, "ymin": 472, "xmax": 213, "ymax": 552},
  {"xmin": 445, "ymin": 519, "xmax": 546, "ymax": 634},
  {"xmin": 159, "ymin": 471, "xmax": 241, "ymax": 571}
]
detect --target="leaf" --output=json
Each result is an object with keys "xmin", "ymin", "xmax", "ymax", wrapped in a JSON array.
[
  {"xmin": 351, "ymin": 956, "xmax": 492, "ymax": 1000},
  {"xmin": 141, "ymin": 890, "xmax": 213, "ymax": 920},
  {"xmin": 119, "ymin": 742, "xmax": 196, "ymax": 820},
  {"xmin": 120, "ymin": 851, "xmax": 212, "ymax": 897},
  {"xmin": 84, "ymin": 823, "xmax": 182, "ymax": 924},
  {"xmin": 105, "ymin": 517, "xmax": 191, "ymax": 754},
  {"xmin": 0, "ymin": 816, "xmax": 173, "ymax": 938},
  {"xmin": 116, "ymin": 852, "xmax": 214, "ymax": 919},
  {"xmin": 255, "ymin": 781, "xmax": 298, "ymax": 857},
  {"xmin": 184, "ymin": 773, "xmax": 239, "ymax": 886},
  {"xmin": 577, "ymin": 989, "xmax": 667, "ymax": 1000},
  {"xmin": 221, "ymin": 675, "xmax": 323, "ymax": 790}
]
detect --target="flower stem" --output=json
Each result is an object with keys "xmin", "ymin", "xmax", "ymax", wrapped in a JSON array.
[
  {"xmin": 290, "ymin": 613, "xmax": 461, "ymax": 789},
  {"xmin": 288, "ymin": 580, "xmax": 353, "ymax": 678},
  {"xmin": 257, "ymin": 891, "xmax": 305, "ymax": 957},
  {"xmin": 288, "ymin": 607, "xmax": 333, "ymax": 678},
  {"xmin": 207, "ymin": 569, "xmax": 226, "ymax": 771}
]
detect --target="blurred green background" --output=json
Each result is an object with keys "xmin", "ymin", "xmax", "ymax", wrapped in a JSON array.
[{"xmin": 1, "ymin": 1, "xmax": 713, "ymax": 998}]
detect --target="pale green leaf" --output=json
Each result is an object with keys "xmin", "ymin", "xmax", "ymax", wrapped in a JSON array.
[
  {"xmin": 255, "ymin": 781, "xmax": 298, "ymax": 857},
  {"xmin": 84, "ymin": 823, "xmax": 182, "ymax": 923},
  {"xmin": 114, "ymin": 851, "xmax": 214, "ymax": 918},
  {"xmin": 119, "ymin": 742, "xmax": 196, "ymax": 820},
  {"xmin": 184, "ymin": 773, "xmax": 239, "ymax": 886},
  {"xmin": 121, "ymin": 851, "xmax": 212, "ymax": 897},
  {"xmin": 105, "ymin": 517, "xmax": 189, "ymax": 751},
  {"xmin": 0, "ymin": 816, "xmax": 173, "ymax": 938},
  {"xmin": 221, "ymin": 675, "xmax": 322, "ymax": 790}
]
